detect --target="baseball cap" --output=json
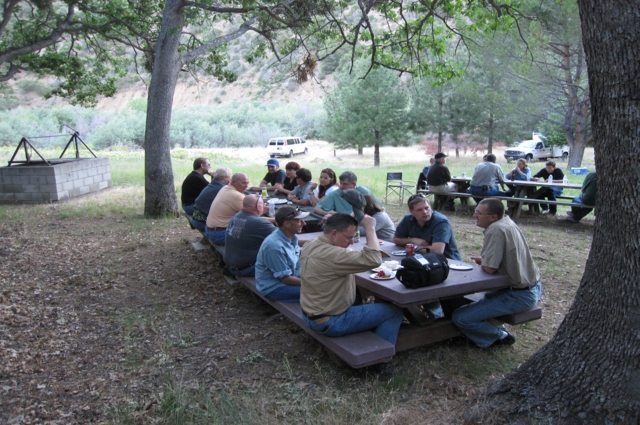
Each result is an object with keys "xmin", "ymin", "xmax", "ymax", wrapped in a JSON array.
[
  {"xmin": 434, "ymin": 152, "xmax": 448, "ymax": 159},
  {"xmin": 266, "ymin": 158, "xmax": 279, "ymax": 167},
  {"xmin": 340, "ymin": 189, "xmax": 365, "ymax": 222},
  {"xmin": 276, "ymin": 206, "xmax": 310, "ymax": 223}
]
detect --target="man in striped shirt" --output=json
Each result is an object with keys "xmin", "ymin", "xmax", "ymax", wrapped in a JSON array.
[{"xmin": 451, "ymin": 198, "xmax": 543, "ymax": 348}]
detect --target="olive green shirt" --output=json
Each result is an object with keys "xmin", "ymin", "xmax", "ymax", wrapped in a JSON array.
[
  {"xmin": 300, "ymin": 234, "xmax": 382, "ymax": 316},
  {"xmin": 481, "ymin": 217, "xmax": 541, "ymax": 288}
]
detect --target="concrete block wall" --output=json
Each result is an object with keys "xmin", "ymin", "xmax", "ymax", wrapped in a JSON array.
[{"xmin": 0, "ymin": 157, "xmax": 112, "ymax": 203}]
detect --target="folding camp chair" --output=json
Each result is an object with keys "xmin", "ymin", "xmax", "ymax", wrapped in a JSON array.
[{"xmin": 385, "ymin": 172, "xmax": 416, "ymax": 205}]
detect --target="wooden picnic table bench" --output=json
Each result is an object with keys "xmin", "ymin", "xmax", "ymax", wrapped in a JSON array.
[{"xmin": 235, "ymin": 276, "xmax": 395, "ymax": 368}]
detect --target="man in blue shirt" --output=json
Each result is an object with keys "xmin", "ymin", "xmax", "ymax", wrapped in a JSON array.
[
  {"xmin": 255, "ymin": 206, "xmax": 309, "ymax": 302},
  {"xmin": 313, "ymin": 171, "xmax": 383, "ymax": 216},
  {"xmin": 393, "ymin": 194, "xmax": 463, "ymax": 319}
]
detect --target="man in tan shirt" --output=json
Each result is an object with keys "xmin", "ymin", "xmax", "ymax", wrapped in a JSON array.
[
  {"xmin": 300, "ymin": 213, "xmax": 403, "ymax": 345},
  {"xmin": 205, "ymin": 173, "xmax": 249, "ymax": 245},
  {"xmin": 451, "ymin": 198, "xmax": 542, "ymax": 348}
]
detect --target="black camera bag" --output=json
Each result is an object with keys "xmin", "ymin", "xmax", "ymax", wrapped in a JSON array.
[{"xmin": 396, "ymin": 253, "xmax": 450, "ymax": 289}]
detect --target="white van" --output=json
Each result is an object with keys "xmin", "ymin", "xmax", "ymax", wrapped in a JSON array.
[{"xmin": 266, "ymin": 137, "xmax": 308, "ymax": 158}]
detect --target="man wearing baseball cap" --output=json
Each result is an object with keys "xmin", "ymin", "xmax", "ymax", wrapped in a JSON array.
[
  {"xmin": 250, "ymin": 158, "xmax": 286, "ymax": 192},
  {"xmin": 426, "ymin": 152, "xmax": 458, "ymax": 211},
  {"xmin": 255, "ymin": 206, "xmax": 309, "ymax": 302}
]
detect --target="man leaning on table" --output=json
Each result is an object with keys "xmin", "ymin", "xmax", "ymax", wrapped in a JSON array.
[
  {"xmin": 313, "ymin": 171, "xmax": 383, "ymax": 216},
  {"xmin": 451, "ymin": 198, "xmax": 542, "ymax": 348},
  {"xmin": 393, "ymin": 193, "xmax": 462, "ymax": 319},
  {"xmin": 300, "ymin": 213, "xmax": 403, "ymax": 345}
]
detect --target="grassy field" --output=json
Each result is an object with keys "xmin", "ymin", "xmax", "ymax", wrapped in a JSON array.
[{"xmin": 0, "ymin": 144, "xmax": 594, "ymax": 424}]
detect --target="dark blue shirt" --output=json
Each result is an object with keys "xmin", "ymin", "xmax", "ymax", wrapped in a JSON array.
[
  {"xmin": 394, "ymin": 211, "xmax": 462, "ymax": 261},
  {"xmin": 193, "ymin": 180, "xmax": 226, "ymax": 215}
]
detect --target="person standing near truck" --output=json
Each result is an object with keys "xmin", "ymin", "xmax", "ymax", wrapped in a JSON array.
[{"xmin": 531, "ymin": 161, "xmax": 565, "ymax": 215}]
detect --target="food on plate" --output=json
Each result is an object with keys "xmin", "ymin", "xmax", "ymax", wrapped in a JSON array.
[{"xmin": 377, "ymin": 269, "xmax": 392, "ymax": 278}]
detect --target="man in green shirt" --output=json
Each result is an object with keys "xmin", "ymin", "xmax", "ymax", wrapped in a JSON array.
[{"xmin": 566, "ymin": 172, "xmax": 597, "ymax": 222}]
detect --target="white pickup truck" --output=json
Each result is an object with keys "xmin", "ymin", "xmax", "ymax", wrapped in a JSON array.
[{"xmin": 504, "ymin": 133, "xmax": 569, "ymax": 162}]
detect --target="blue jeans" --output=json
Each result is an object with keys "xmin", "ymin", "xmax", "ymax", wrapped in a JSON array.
[
  {"xmin": 570, "ymin": 195, "xmax": 593, "ymax": 221},
  {"xmin": 451, "ymin": 282, "xmax": 542, "ymax": 348},
  {"xmin": 182, "ymin": 204, "xmax": 195, "ymax": 215},
  {"xmin": 205, "ymin": 228, "xmax": 226, "ymax": 246},
  {"xmin": 304, "ymin": 303, "xmax": 403, "ymax": 345},
  {"xmin": 540, "ymin": 187, "xmax": 563, "ymax": 213},
  {"xmin": 190, "ymin": 218, "xmax": 206, "ymax": 233},
  {"xmin": 469, "ymin": 186, "xmax": 506, "ymax": 204},
  {"xmin": 264, "ymin": 285, "xmax": 300, "ymax": 303},
  {"xmin": 228, "ymin": 264, "xmax": 255, "ymax": 277}
]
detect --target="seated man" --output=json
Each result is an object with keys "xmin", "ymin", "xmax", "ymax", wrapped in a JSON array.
[
  {"xmin": 287, "ymin": 168, "xmax": 314, "ymax": 206},
  {"xmin": 532, "ymin": 160, "xmax": 565, "ymax": 215},
  {"xmin": 393, "ymin": 194, "xmax": 463, "ymax": 319},
  {"xmin": 426, "ymin": 153, "xmax": 458, "ymax": 211},
  {"xmin": 180, "ymin": 157, "xmax": 214, "ymax": 215},
  {"xmin": 313, "ymin": 171, "xmax": 383, "ymax": 216},
  {"xmin": 417, "ymin": 157, "xmax": 435, "ymax": 191},
  {"xmin": 255, "ymin": 206, "xmax": 309, "ymax": 302},
  {"xmin": 205, "ymin": 173, "xmax": 249, "ymax": 246},
  {"xmin": 468, "ymin": 154, "xmax": 506, "ymax": 203},
  {"xmin": 250, "ymin": 158, "xmax": 286, "ymax": 192},
  {"xmin": 452, "ymin": 198, "xmax": 542, "ymax": 348},
  {"xmin": 300, "ymin": 213, "xmax": 403, "ymax": 345},
  {"xmin": 567, "ymin": 171, "xmax": 597, "ymax": 223},
  {"xmin": 224, "ymin": 194, "xmax": 276, "ymax": 277},
  {"xmin": 190, "ymin": 167, "xmax": 232, "ymax": 231}
]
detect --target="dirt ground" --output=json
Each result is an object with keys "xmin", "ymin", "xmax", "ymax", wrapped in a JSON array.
[{"xmin": 0, "ymin": 146, "xmax": 594, "ymax": 424}]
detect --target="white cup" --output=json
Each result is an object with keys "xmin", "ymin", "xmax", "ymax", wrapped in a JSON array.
[{"xmin": 384, "ymin": 260, "xmax": 399, "ymax": 270}]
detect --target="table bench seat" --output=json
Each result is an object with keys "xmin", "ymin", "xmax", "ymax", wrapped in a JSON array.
[
  {"xmin": 463, "ymin": 292, "xmax": 542, "ymax": 325},
  {"xmin": 235, "ymin": 276, "xmax": 395, "ymax": 368}
]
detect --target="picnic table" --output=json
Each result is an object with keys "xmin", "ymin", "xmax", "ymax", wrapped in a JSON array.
[
  {"xmin": 298, "ymin": 232, "xmax": 541, "ymax": 352},
  {"xmin": 420, "ymin": 177, "xmax": 588, "ymax": 221}
]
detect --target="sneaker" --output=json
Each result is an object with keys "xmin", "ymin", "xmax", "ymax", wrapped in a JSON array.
[
  {"xmin": 491, "ymin": 332, "xmax": 516, "ymax": 347},
  {"xmin": 541, "ymin": 209, "xmax": 550, "ymax": 215}
]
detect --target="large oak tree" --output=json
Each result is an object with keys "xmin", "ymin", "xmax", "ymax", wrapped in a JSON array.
[{"xmin": 466, "ymin": 0, "xmax": 640, "ymax": 423}]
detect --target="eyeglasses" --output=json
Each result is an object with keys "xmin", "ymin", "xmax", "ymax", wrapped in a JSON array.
[
  {"xmin": 474, "ymin": 209, "xmax": 491, "ymax": 216},
  {"xmin": 339, "ymin": 232, "xmax": 355, "ymax": 242},
  {"xmin": 284, "ymin": 208, "xmax": 302, "ymax": 221},
  {"xmin": 408, "ymin": 194, "xmax": 427, "ymax": 202}
]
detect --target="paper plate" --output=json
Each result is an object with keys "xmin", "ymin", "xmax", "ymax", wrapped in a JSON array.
[
  {"xmin": 269, "ymin": 198, "xmax": 287, "ymax": 204},
  {"xmin": 391, "ymin": 250, "xmax": 406, "ymax": 256},
  {"xmin": 370, "ymin": 272, "xmax": 396, "ymax": 280},
  {"xmin": 449, "ymin": 263, "xmax": 474, "ymax": 271}
]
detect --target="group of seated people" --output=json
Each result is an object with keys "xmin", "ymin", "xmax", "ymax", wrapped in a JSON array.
[
  {"xmin": 180, "ymin": 152, "xmax": 590, "ymax": 351},
  {"xmin": 419, "ymin": 152, "xmax": 597, "ymax": 221}
]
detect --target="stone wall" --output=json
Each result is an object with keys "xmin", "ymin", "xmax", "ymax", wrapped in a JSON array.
[{"xmin": 0, "ymin": 157, "xmax": 112, "ymax": 203}]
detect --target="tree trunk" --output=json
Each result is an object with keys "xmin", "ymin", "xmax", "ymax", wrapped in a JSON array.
[
  {"xmin": 487, "ymin": 112, "xmax": 494, "ymax": 154},
  {"xmin": 143, "ymin": 0, "xmax": 184, "ymax": 217},
  {"xmin": 373, "ymin": 131, "xmax": 380, "ymax": 166},
  {"xmin": 438, "ymin": 131, "xmax": 443, "ymax": 153},
  {"xmin": 358, "ymin": 146, "xmax": 363, "ymax": 155},
  {"xmin": 469, "ymin": 1, "xmax": 640, "ymax": 423}
]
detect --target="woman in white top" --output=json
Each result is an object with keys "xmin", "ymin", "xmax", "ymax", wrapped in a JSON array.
[
  {"xmin": 363, "ymin": 194, "xmax": 396, "ymax": 242},
  {"xmin": 309, "ymin": 168, "xmax": 339, "ymax": 206}
]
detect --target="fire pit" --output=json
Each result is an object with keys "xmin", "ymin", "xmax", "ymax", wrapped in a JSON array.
[{"xmin": 0, "ymin": 129, "xmax": 112, "ymax": 203}]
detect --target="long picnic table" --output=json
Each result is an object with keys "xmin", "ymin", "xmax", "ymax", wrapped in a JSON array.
[
  {"xmin": 420, "ymin": 177, "xmax": 587, "ymax": 220},
  {"xmin": 298, "ymin": 232, "xmax": 541, "ymax": 352}
]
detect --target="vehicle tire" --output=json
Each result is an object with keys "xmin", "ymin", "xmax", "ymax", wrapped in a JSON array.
[
  {"xmin": 562, "ymin": 152, "xmax": 569, "ymax": 161},
  {"xmin": 525, "ymin": 154, "xmax": 533, "ymax": 161},
  {"xmin": 304, "ymin": 147, "xmax": 308, "ymax": 154},
  {"xmin": 288, "ymin": 150, "xmax": 293, "ymax": 158}
]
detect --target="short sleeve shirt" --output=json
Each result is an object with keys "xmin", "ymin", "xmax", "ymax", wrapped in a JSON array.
[
  {"xmin": 263, "ymin": 170, "xmax": 286, "ymax": 186},
  {"xmin": 181, "ymin": 171, "xmax": 209, "ymax": 205},
  {"xmin": 255, "ymin": 230, "xmax": 300, "ymax": 296},
  {"xmin": 291, "ymin": 181, "xmax": 314, "ymax": 202},
  {"xmin": 224, "ymin": 212, "xmax": 275, "ymax": 268},
  {"xmin": 481, "ymin": 216, "xmax": 541, "ymax": 287},
  {"xmin": 394, "ymin": 211, "xmax": 462, "ymax": 261}
]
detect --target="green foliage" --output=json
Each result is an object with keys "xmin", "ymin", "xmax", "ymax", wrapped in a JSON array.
[{"xmin": 324, "ymin": 59, "xmax": 411, "ymax": 158}]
